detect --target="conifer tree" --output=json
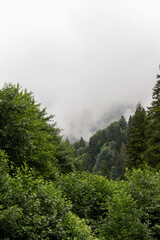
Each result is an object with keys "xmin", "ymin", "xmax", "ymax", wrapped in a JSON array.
[
  {"xmin": 145, "ymin": 72, "xmax": 160, "ymax": 168},
  {"xmin": 127, "ymin": 103, "xmax": 146, "ymax": 168},
  {"xmin": 126, "ymin": 115, "xmax": 133, "ymax": 141},
  {"xmin": 118, "ymin": 116, "xmax": 127, "ymax": 130}
]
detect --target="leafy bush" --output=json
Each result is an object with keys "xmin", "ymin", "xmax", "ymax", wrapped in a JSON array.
[
  {"xmin": 58, "ymin": 168, "xmax": 160, "ymax": 239},
  {"xmin": 57, "ymin": 171, "xmax": 113, "ymax": 235},
  {"xmin": 0, "ymin": 155, "xmax": 96, "ymax": 239},
  {"xmin": 100, "ymin": 181, "xmax": 151, "ymax": 240},
  {"xmin": 124, "ymin": 167, "xmax": 160, "ymax": 239}
]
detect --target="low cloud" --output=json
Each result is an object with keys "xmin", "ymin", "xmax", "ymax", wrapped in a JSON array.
[
  {"xmin": 63, "ymin": 103, "xmax": 135, "ymax": 141},
  {"xmin": 0, "ymin": 0, "xmax": 159, "ymax": 140}
]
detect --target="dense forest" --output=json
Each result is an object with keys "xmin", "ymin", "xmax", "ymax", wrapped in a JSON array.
[{"xmin": 0, "ymin": 72, "xmax": 160, "ymax": 239}]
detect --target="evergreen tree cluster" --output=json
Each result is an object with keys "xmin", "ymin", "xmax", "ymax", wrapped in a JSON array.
[
  {"xmin": 73, "ymin": 116, "xmax": 128, "ymax": 179},
  {"xmin": 74, "ymin": 71, "xmax": 160, "ymax": 176},
  {"xmin": 127, "ymin": 72, "xmax": 160, "ymax": 170}
]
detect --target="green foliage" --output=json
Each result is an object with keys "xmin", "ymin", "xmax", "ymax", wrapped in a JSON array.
[
  {"xmin": 57, "ymin": 167, "xmax": 160, "ymax": 239},
  {"xmin": 93, "ymin": 140, "xmax": 127, "ymax": 179},
  {"xmin": 75, "ymin": 117, "xmax": 128, "ymax": 178},
  {"xmin": 124, "ymin": 167, "xmax": 160, "ymax": 239},
  {"xmin": 88, "ymin": 130, "xmax": 106, "ymax": 168},
  {"xmin": 93, "ymin": 142, "xmax": 117, "ymax": 177},
  {"xmin": 55, "ymin": 140, "xmax": 77, "ymax": 173},
  {"xmin": 117, "ymin": 143, "xmax": 128, "ymax": 176},
  {"xmin": 1, "ymin": 150, "xmax": 160, "ymax": 239},
  {"xmin": 2, "ymin": 78, "xmax": 160, "ymax": 239},
  {"xmin": 81, "ymin": 153, "xmax": 93, "ymax": 171},
  {"xmin": 56, "ymin": 171, "xmax": 112, "ymax": 235},
  {"xmin": 105, "ymin": 122, "xmax": 122, "ymax": 151},
  {"xmin": 118, "ymin": 116, "xmax": 128, "ymax": 144},
  {"xmin": 73, "ymin": 137, "xmax": 86, "ymax": 150},
  {"xmin": 117, "ymin": 115, "xmax": 127, "ymax": 131},
  {"xmin": 99, "ymin": 166, "xmax": 160, "ymax": 239},
  {"xmin": 60, "ymin": 211, "xmax": 97, "ymax": 240},
  {"xmin": 0, "ymin": 156, "xmax": 95, "ymax": 239},
  {"xmin": 0, "ymin": 83, "xmax": 76, "ymax": 177},
  {"xmin": 100, "ymin": 186, "xmax": 150, "ymax": 240}
]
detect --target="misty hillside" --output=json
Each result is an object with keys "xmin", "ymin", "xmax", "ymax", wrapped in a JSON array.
[
  {"xmin": 72, "ymin": 72, "xmax": 160, "ymax": 180},
  {"xmin": 0, "ymin": 74, "xmax": 159, "ymax": 239},
  {"xmin": 73, "ymin": 116, "xmax": 128, "ymax": 179}
]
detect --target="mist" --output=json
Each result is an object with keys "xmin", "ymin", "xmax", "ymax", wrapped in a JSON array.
[{"xmin": 0, "ymin": 0, "xmax": 160, "ymax": 140}]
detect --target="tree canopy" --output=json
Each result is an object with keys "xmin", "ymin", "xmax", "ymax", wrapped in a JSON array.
[{"xmin": 0, "ymin": 83, "xmax": 76, "ymax": 177}]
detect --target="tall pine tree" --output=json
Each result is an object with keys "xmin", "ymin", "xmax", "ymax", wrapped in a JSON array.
[
  {"xmin": 127, "ymin": 103, "xmax": 146, "ymax": 168},
  {"xmin": 145, "ymin": 72, "xmax": 160, "ymax": 168}
]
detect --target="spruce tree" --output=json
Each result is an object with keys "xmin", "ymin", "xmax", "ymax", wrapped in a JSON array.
[
  {"xmin": 127, "ymin": 103, "xmax": 146, "ymax": 168},
  {"xmin": 145, "ymin": 72, "xmax": 160, "ymax": 168}
]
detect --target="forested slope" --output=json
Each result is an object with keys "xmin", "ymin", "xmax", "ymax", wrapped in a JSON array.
[{"xmin": 74, "ymin": 73, "xmax": 160, "ymax": 178}]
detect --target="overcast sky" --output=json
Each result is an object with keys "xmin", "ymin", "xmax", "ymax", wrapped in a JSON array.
[{"xmin": 0, "ymin": 0, "xmax": 160, "ymax": 140}]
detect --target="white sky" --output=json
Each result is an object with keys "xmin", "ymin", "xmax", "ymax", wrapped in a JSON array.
[{"xmin": 0, "ymin": 0, "xmax": 160, "ymax": 139}]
